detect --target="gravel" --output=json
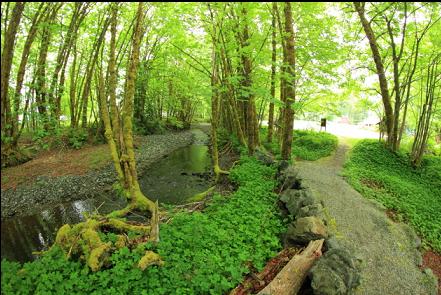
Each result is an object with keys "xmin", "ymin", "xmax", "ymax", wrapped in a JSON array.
[
  {"xmin": 295, "ymin": 144, "xmax": 438, "ymax": 295},
  {"xmin": 1, "ymin": 130, "xmax": 195, "ymax": 219}
]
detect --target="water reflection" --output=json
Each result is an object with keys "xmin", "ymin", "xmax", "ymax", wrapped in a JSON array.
[
  {"xmin": 1, "ymin": 195, "xmax": 126, "ymax": 263},
  {"xmin": 139, "ymin": 144, "xmax": 213, "ymax": 204}
]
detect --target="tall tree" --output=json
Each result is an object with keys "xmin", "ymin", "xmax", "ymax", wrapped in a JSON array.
[
  {"xmin": 267, "ymin": 2, "xmax": 277, "ymax": 143},
  {"xmin": 1, "ymin": 2, "xmax": 25, "ymax": 142},
  {"xmin": 208, "ymin": 3, "xmax": 229, "ymax": 181},
  {"xmin": 34, "ymin": 3, "xmax": 62, "ymax": 129},
  {"xmin": 411, "ymin": 54, "xmax": 440, "ymax": 166},
  {"xmin": 10, "ymin": 3, "xmax": 49, "ymax": 145},
  {"xmin": 80, "ymin": 15, "xmax": 109, "ymax": 128},
  {"xmin": 54, "ymin": 3, "xmax": 162, "ymax": 272},
  {"xmin": 280, "ymin": 2, "xmax": 296, "ymax": 160},
  {"xmin": 354, "ymin": 2, "xmax": 394, "ymax": 149}
]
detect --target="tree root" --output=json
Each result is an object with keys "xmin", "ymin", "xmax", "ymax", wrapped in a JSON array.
[
  {"xmin": 214, "ymin": 164, "xmax": 229, "ymax": 182},
  {"xmin": 187, "ymin": 185, "xmax": 216, "ymax": 202},
  {"xmin": 54, "ymin": 212, "xmax": 157, "ymax": 272},
  {"xmin": 138, "ymin": 251, "xmax": 163, "ymax": 270}
]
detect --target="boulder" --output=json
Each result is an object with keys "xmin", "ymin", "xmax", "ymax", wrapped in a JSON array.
[
  {"xmin": 255, "ymin": 147, "xmax": 275, "ymax": 165},
  {"xmin": 309, "ymin": 243, "xmax": 361, "ymax": 295},
  {"xmin": 278, "ymin": 166, "xmax": 302, "ymax": 191},
  {"xmin": 297, "ymin": 203, "xmax": 324, "ymax": 218},
  {"xmin": 280, "ymin": 189, "xmax": 314, "ymax": 216},
  {"xmin": 286, "ymin": 216, "xmax": 328, "ymax": 244},
  {"xmin": 276, "ymin": 160, "xmax": 290, "ymax": 176}
]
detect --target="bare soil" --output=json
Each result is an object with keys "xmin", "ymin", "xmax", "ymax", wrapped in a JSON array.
[
  {"xmin": 422, "ymin": 250, "xmax": 441, "ymax": 295},
  {"xmin": 1, "ymin": 144, "xmax": 111, "ymax": 191}
]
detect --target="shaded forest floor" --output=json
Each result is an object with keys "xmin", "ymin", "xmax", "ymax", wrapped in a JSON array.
[
  {"xmin": 296, "ymin": 142, "xmax": 440, "ymax": 294},
  {"xmin": 1, "ymin": 143, "xmax": 110, "ymax": 191}
]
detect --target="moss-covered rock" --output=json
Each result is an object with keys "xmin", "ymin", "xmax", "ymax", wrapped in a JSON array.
[
  {"xmin": 286, "ymin": 216, "xmax": 328, "ymax": 244},
  {"xmin": 279, "ymin": 188, "xmax": 314, "ymax": 216},
  {"xmin": 309, "ymin": 246, "xmax": 361, "ymax": 295}
]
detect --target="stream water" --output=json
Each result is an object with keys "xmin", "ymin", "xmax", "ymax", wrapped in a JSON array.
[{"xmin": 1, "ymin": 129, "xmax": 212, "ymax": 263}]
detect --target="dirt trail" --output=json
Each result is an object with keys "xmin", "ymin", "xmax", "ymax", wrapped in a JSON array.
[{"xmin": 295, "ymin": 143, "xmax": 438, "ymax": 295}]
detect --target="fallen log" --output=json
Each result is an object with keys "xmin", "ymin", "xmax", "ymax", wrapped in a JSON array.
[
  {"xmin": 230, "ymin": 247, "xmax": 302, "ymax": 295},
  {"xmin": 258, "ymin": 239, "xmax": 324, "ymax": 295}
]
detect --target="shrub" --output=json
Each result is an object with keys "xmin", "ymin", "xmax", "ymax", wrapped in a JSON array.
[
  {"xmin": 67, "ymin": 127, "xmax": 89, "ymax": 149},
  {"xmin": 260, "ymin": 128, "xmax": 338, "ymax": 161},
  {"xmin": 135, "ymin": 118, "xmax": 165, "ymax": 135},
  {"xmin": 291, "ymin": 130, "xmax": 338, "ymax": 161},
  {"xmin": 165, "ymin": 117, "xmax": 184, "ymax": 131}
]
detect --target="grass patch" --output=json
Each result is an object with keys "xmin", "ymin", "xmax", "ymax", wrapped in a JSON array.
[
  {"xmin": 339, "ymin": 136, "xmax": 361, "ymax": 149},
  {"xmin": 343, "ymin": 139, "xmax": 441, "ymax": 252},
  {"xmin": 1, "ymin": 156, "xmax": 286, "ymax": 294},
  {"xmin": 261, "ymin": 128, "xmax": 338, "ymax": 161}
]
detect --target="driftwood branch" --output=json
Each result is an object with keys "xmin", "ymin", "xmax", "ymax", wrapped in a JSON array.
[{"xmin": 258, "ymin": 239, "xmax": 324, "ymax": 295}]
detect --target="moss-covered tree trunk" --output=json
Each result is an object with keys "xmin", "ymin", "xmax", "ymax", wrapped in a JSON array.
[
  {"xmin": 54, "ymin": 3, "xmax": 161, "ymax": 272},
  {"xmin": 275, "ymin": 3, "xmax": 287, "ymax": 142},
  {"xmin": 206, "ymin": 3, "xmax": 230, "ymax": 182},
  {"xmin": 219, "ymin": 45, "xmax": 246, "ymax": 146}
]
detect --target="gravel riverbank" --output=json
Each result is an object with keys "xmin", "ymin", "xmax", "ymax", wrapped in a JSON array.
[{"xmin": 1, "ymin": 130, "xmax": 195, "ymax": 219}]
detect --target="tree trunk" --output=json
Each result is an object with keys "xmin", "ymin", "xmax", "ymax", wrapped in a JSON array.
[
  {"xmin": 49, "ymin": 3, "xmax": 87, "ymax": 125},
  {"xmin": 1, "ymin": 2, "xmax": 25, "ymax": 140},
  {"xmin": 354, "ymin": 2, "xmax": 394, "ymax": 149},
  {"xmin": 280, "ymin": 2, "xmax": 296, "ymax": 161},
  {"xmin": 108, "ymin": 3, "xmax": 122, "ymax": 150},
  {"xmin": 239, "ymin": 5, "xmax": 259, "ymax": 155},
  {"xmin": 267, "ymin": 2, "xmax": 277, "ymax": 144},
  {"xmin": 34, "ymin": 4, "xmax": 62, "ymax": 130},
  {"xmin": 11, "ymin": 3, "xmax": 48, "ymax": 145},
  {"xmin": 398, "ymin": 25, "xmax": 428, "ymax": 148},
  {"xmin": 80, "ymin": 16, "xmax": 109, "ymax": 128},
  {"xmin": 411, "ymin": 56, "xmax": 439, "ymax": 167}
]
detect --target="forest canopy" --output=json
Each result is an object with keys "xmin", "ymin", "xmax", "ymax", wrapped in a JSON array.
[{"xmin": 1, "ymin": 2, "xmax": 440, "ymax": 168}]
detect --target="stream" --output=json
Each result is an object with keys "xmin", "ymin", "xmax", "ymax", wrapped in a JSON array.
[{"xmin": 1, "ymin": 128, "xmax": 212, "ymax": 263}]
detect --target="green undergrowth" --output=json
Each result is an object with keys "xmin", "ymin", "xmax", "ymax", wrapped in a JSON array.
[
  {"xmin": 291, "ymin": 130, "xmax": 338, "ymax": 160},
  {"xmin": 261, "ymin": 128, "xmax": 338, "ymax": 161},
  {"xmin": 1, "ymin": 156, "xmax": 286, "ymax": 294},
  {"xmin": 343, "ymin": 139, "xmax": 441, "ymax": 252}
]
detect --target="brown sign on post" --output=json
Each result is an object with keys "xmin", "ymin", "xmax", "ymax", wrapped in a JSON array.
[{"xmin": 320, "ymin": 118, "xmax": 326, "ymax": 131}]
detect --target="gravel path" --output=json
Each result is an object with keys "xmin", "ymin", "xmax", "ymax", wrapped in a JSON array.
[
  {"xmin": 1, "ymin": 131, "xmax": 195, "ymax": 219},
  {"xmin": 296, "ymin": 144, "xmax": 438, "ymax": 295}
]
